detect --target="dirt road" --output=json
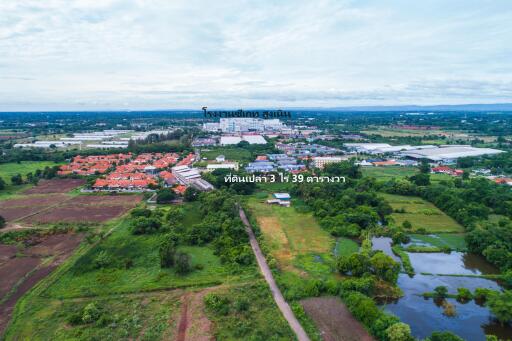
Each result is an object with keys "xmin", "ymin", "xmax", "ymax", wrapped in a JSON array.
[{"xmin": 239, "ymin": 206, "xmax": 310, "ymax": 341}]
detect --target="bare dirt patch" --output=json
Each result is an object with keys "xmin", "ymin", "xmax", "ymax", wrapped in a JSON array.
[
  {"xmin": 23, "ymin": 179, "xmax": 86, "ymax": 194},
  {"xmin": 0, "ymin": 257, "xmax": 41, "ymax": 298},
  {"xmin": 174, "ymin": 288, "xmax": 215, "ymax": 341},
  {"xmin": 69, "ymin": 194, "xmax": 143, "ymax": 207},
  {"xmin": 0, "ymin": 245, "xmax": 18, "ymax": 265},
  {"xmin": 25, "ymin": 204, "xmax": 134, "ymax": 224},
  {"xmin": 301, "ymin": 296, "xmax": 374, "ymax": 341},
  {"xmin": 0, "ymin": 232, "xmax": 83, "ymax": 335},
  {"xmin": 0, "ymin": 194, "xmax": 69, "ymax": 209}
]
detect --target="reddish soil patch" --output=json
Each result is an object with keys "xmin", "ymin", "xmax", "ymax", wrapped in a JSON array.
[
  {"xmin": 23, "ymin": 179, "xmax": 86, "ymax": 194},
  {"xmin": 69, "ymin": 194, "xmax": 143, "ymax": 206},
  {"xmin": 0, "ymin": 206, "xmax": 49, "ymax": 222},
  {"xmin": 22, "ymin": 194, "xmax": 141, "ymax": 223},
  {"xmin": 0, "ymin": 257, "xmax": 41, "ymax": 298},
  {"xmin": 25, "ymin": 205, "xmax": 131, "ymax": 223},
  {"xmin": 0, "ymin": 194, "xmax": 69, "ymax": 209},
  {"xmin": 176, "ymin": 294, "xmax": 190, "ymax": 341},
  {"xmin": 0, "ymin": 245, "xmax": 18, "ymax": 265},
  {"xmin": 301, "ymin": 296, "xmax": 375, "ymax": 341},
  {"xmin": 0, "ymin": 232, "xmax": 83, "ymax": 336}
]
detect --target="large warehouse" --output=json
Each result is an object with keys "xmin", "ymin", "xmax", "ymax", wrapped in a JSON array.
[{"xmin": 401, "ymin": 145, "xmax": 504, "ymax": 162}]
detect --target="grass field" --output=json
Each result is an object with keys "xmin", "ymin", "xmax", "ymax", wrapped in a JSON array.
[
  {"xmin": 362, "ymin": 166, "xmax": 417, "ymax": 180},
  {"xmin": 408, "ymin": 233, "xmax": 467, "ymax": 251},
  {"xmin": 0, "ymin": 161, "xmax": 62, "ymax": 184},
  {"xmin": 362, "ymin": 166, "xmax": 456, "ymax": 183},
  {"xmin": 246, "ymin": 196, "xmax": 334, "ymax": 274},
  {"xmin": 334, "ymin": 237, "xmax": 359, "ymax": 257},
  {"xmin": 381, "ymin": 193, "xmax": 464, "ymax": 233},
  {"xmin": 5, "ymin": 291, "xmax": 181, "ymax": 340},
  {"xmin": 200, "ymin": 147, "xmax": 252, "ymax": 162},
  {"xmin": 43, "ymin": 218, "xmax": 248, "ymax": 299},
  {"xmin": 205, "ymin": 281, "xmax": 295, "ymax": 340}
]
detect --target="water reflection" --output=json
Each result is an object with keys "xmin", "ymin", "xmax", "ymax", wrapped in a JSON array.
[
  {"xmin": 408, "ymin": 252, "xmax": 499, "ymax": 275},
  {"xmin": 371, "ymin": 237, "xmax": 401, "ymax": 262},
  {"xmin": 382, "ymin": 273, "xmax": 511, "ymax": 340}
]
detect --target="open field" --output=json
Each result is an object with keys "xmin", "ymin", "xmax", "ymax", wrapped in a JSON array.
[
  {"xmin": 0, "ymin": 161, "xmax": 63, "ymax": 184},
  {"xmin": 4, "ymin": 290, "xmax": 182, "ymax": 340},
  {"xmin": 246, "ymin": 196, "xmax": 333, "ymax": 273},
  {"xmin": 362, "ymin": 166, "xmax": 417, "ymax": 180},
  {"xmin": 205, "ymin": 282, "xmax": 295, "ymax": 340},
  {"xmin": 301, "ymin": 296, "xmax": 374, "ymax": 341},
  {"xmin": 24, "ymin": 194, "xmax": 142, "ymax": 224},
  {"xmin": 362, "ymin": 166, "xmax": 456, "ymax": 183},
  {"xmin": 200, "ymin": 147, "xmax": 252, "ymax": 162},
  {"xmin": 0, "ymin": 232, "xmax": 83, "ymax": 334},
  {"xmin": 381, "ymin": 193, "xmax": 464, "ymax": 233},
  {"xmin": 23, "ymin": 178, "xmax": 86, "ymax": 194},
  {"xmin": 43, "ymin": 217, "xmax": 251, "ymax": 299}
]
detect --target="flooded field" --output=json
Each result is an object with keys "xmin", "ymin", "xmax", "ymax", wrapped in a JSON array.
[
  {"xmin": 371, "ymin": 237, "xmax": 512, "ymax": 340},
  {"xmin": 408, "ymin": 252, "xmax": 499, "ymax": 275}
]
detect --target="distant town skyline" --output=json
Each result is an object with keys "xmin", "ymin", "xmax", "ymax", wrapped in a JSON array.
[{"xmin": 1, "ymin": 0, "xmax": 512, "ymax": 111}]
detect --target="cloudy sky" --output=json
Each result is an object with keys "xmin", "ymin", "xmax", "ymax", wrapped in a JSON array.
[{"xmin": 1, "ymin": 0, "xmax": 512, "ymax": 111}]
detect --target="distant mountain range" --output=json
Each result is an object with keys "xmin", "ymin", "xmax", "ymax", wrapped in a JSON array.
[{"xmin": 292, "ymin": 103, "xmax": 512, "ymax": 112}]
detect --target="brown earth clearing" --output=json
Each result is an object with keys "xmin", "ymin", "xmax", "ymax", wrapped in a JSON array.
[
  {"xmin": 0, "ymin": 232, "xmax": 83, "ymax": 335},
  {"xmin": 23, "ymin": 179, "xmax": 86, "ymax": 194},
  {"xmin": 301, "ymin": 296, "xmax": 375, "ymax": 341}
]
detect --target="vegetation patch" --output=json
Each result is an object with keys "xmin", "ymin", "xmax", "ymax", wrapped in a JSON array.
[
  {"xmin": 204, "ymin": 282, "xmax": 295, "ymax": 340},
  {"xmin": 381, "ymin": 193, "xmax": 464, "ymax": 233}
]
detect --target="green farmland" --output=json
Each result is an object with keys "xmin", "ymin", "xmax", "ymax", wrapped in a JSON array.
[{"xmin": 381, "ymin": 193, "xmax": 464, "ymax": 233}]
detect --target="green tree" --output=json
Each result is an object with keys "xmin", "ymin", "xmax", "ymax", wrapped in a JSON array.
[
  {"xmin": 402, "ymin": 220, "xmax": 412, "ymax": 229},
  {"xmin": 184, "ymin": 187, "xmax": 200, "ymax": 202},
  {"xmin": 419, "ymin": 160, "xmax": 431, "ymax": 174},
  {"xmin": 0, "ymin": 177, "xmax": 6, "ymax": 190},
  {"xmin": 370, "ymin": 252, "xmax": 401, "ymax": 284},
  {"xmin": 456, "ymin": 288, "xmax": 472, "ymax": 303},
  {"xmin": 11, "ymin": 173, "xmax": 23, "ymax": 185},
  {"xmin": 175, "ymin": 252, "xmax": 191, "ymax": 274},
  {"xmin": 159, "ymin": 239, "xmax": 176, "ymax": 268},
  {"xmin": 385, "ymin": 322, "xmax": 413, "ymax": 341},
  {"xmin": 0, "ymin": 215, "xmax": 6, "ymax": 229},
  {"xmin": 130, "ymin": 216, "xmax": 162, "ymax": 234},
  {"xmin": 433, "ymin": 286, "xmax": 448, "ymax": 299},
  {"xmin": 486, "ymin": 290, "xmax": 512, "ymax": 325},
  {"xmin": 156, "ymin": 188, "xmax": 177, "ymax": 203},
  {"xmin": 429, "ymin": 331, "xmax": 464, "ymax": 341}
]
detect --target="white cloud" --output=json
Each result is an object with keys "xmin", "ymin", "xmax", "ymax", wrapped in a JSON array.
[{"xmin": 1, "ymin": 0, "xmax": 512, "ymax": 110}]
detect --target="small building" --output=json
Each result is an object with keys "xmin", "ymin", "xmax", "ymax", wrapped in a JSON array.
[
  {"xmin": 206, "ymin": 163, "xmax": 239, "ymax": 171},
  {"xmin": 273, "ymin": 193, "xmax": 291, "ymax": 201},
  {"xmin": 313, "ymin": 156, "xmax": 348, "ymax": 169},
  {"xmin": 215, "ymin": 155, "xmax": 226, "ymax": 162}
]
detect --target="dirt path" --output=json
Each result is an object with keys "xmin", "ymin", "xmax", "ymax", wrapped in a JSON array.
[
  {"xmin": 239, "ymin": 206, "xmax": 310, "ymax": 341},
  {"xmin": 176, "ymin": 293, "xmax": 190, "ymax": 341}
]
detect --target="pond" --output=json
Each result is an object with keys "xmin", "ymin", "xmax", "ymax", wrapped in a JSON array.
[
  {"xmin": 408, "ymin": 252, "xmax": 500, "ymax": 276},
  {"xmin": 371, "ymin": 238, "xmax": 512, "ymax": 340},
  {"xmin": 385, "ymin": 274, "xmax": 511, "ymax": 341}
]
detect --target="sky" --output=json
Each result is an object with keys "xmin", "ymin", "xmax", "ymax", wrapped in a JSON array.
[{"xmin": 1, "ymin": 0, "xmax": 512, "ymax": 111}]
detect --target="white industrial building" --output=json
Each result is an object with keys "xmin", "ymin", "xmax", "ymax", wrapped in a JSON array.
[
  {"xmin": 313, "ymin": 156, "xmax": 350, "ymax": 169},
  {"xmin": 219, "ymin": 135, "xmax": 267, "ymax": 145},
  {"xmin": 401, "ymin": 146, "xmax": 504, "ymax": 162},
  {"xmin": 203, "ymin": 118, "xmax": 286, "ymax": 133}
]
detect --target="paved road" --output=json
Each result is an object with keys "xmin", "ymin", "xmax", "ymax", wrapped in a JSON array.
[{"xmin": 239, "ymin": 206, "xmax": 311, "ymax": 341}]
